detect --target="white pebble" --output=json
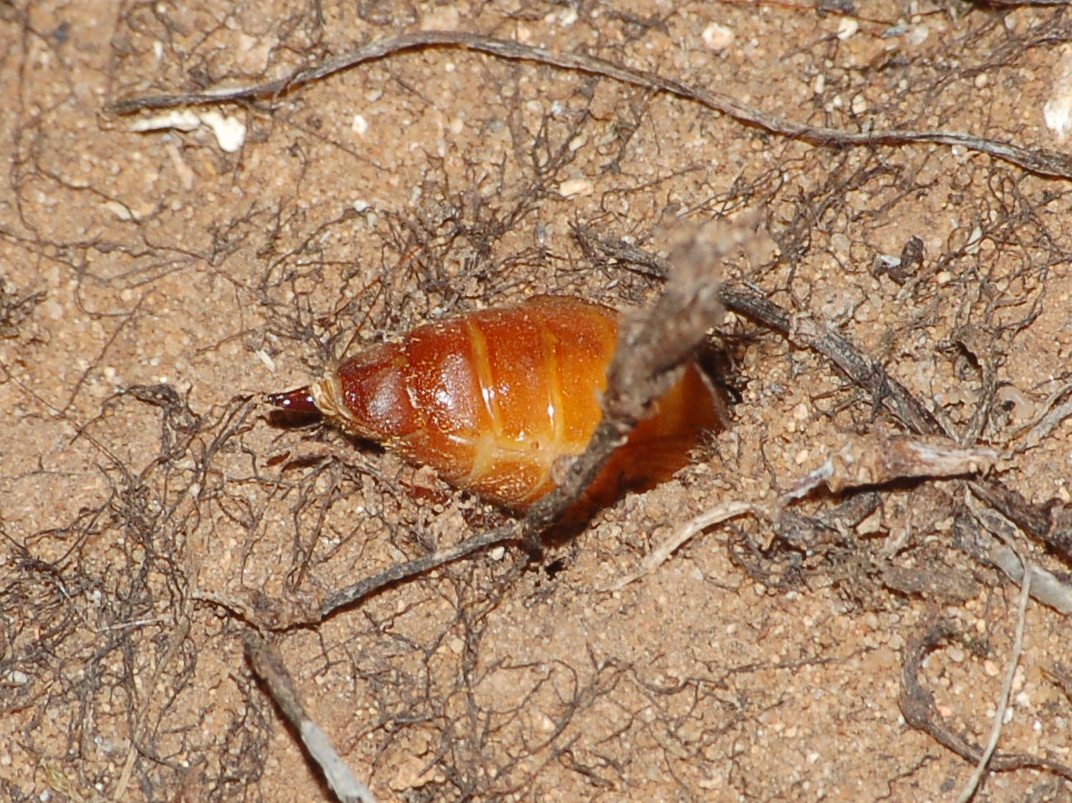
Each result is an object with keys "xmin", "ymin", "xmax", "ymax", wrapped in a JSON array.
[
  {"xmin": 1043, "ymin": 46, "xmax": 1072, "ymax": 143},
  {"xmin": 351, "ymin": 113, "xmax": 369, "ymax": 137},
  {"xmin": 836, "ymin": 18, "xmax": 859, "ymax": 41},
  {"xmin": 255, "ymin": 349, "xmax": 276, "ymax": 372},
  {"xmin": 104, "ymin": 200, "xmax": 136, "ymax": 221},
  {"xmin": 130, "ymin": 110, "xmax": 200, "ymax": 134},
  {"xmin": 554, "ymin": 7, "xmax": 578, "ymax": 26},
  {"xmin": 702, "ymin": 22, "xmax": 735, "ymax": 52},
  {"xmin": 558, "ymin": 178, "xmax": 594, "ymax": 197},
  {"xmin": 199, "ymin": 111, "xmax": 246, "ymax": 153},
  {"xmin": 964, "ymin": 225, "xmax": 984, "ymax": 255}
]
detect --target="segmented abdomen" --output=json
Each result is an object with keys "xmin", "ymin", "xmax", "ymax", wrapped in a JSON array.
[
  {"xmin": 398, "ymin": 296, "xmax": 619, "ymax": 507},
  {"xmin": 286, "ymin": 295, "xmax": 725, "ymax": 511}
]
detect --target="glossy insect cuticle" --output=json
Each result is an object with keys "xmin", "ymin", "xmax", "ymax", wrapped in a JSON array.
[{"xmin": 270, "ymin": 296, "xmax": 726, "ymax": 512}]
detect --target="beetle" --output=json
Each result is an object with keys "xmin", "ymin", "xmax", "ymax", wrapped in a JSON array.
[{"xmin": 268, "ymin": 295, "xmax": 726, "ymax": 512}]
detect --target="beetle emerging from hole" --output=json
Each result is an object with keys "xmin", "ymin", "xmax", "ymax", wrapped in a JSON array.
[{"xmin": 268, "ymin": 295, "xmax": 727, "ymax": 515}]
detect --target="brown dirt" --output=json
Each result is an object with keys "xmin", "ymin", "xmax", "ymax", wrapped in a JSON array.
[{"xmin": 3, "ymin": 2, "xmax": 1072, "ymax": 801}]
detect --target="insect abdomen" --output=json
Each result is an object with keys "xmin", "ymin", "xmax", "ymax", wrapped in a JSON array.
[
  {"xmin": 273, "ymin": 296, "xmax": 725, "ymax": 511},
  {"xmin": 397, "ymin": 296, "xmax": 617, "ymax": 507}
]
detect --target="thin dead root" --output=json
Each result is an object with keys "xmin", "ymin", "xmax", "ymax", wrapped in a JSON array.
[
  {"xmin": 607, "ymin": 499, "xmax": 761, "ymax": 591},
  {"xmin": 109, "ymin": 30, "xmax": 1072, "ymax": 179},
  {"xmin": 955, "ymin": 555, "xmax": 1031, "ymax": 803},
  {"xmin": 585, "ymin": 233, "xmax": 1072, "ymax": 566},
  {"xmin": 112, "ymin": 614, "xmax": 193, "ymax": 802},
  {"xmin": 900, "ymin": 617, "xmax": 1072, "ymax": 785},
  {"xmin": 582, "ymin": 231, "xmax": 1072, "ymax": 787},
  {"xmin": 964, "ymin": 493, "xmax": 1072, "ymax": 614}
]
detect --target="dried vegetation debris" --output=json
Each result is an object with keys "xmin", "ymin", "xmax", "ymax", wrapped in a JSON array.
[{"xmin": 3, "ymin": 0, "xmax": 1072, "ymax": 800}]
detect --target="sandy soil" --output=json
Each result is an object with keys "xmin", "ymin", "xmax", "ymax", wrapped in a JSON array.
[{"xmin": 3, "ymin": 2, "xmax": 1072, "ymax": 801}]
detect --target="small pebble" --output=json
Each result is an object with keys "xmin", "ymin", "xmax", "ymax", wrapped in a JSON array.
[
  {"xmin": 702, "ymin": 22, "xmax": 735, "ymax": 52},
  {"xmin": 836, "ymin": 18, "xmax": 859, "ymax": 41},
  {"xmin": 200, "ymin": 111, "xmax": 246, "ymax": 153},
  {"xmin": 255, "ymin": 349, "xmax": 276, "ymax": 373},
  {"xmin": 908, "ymin": 24, "xmax": 929, "ymax": 46},
  {"xmin": 559, "ymin": 178, "xmax": 594, "ymax": 197}
]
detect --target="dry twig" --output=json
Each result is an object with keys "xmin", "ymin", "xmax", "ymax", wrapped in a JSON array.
[
  {"xmin": 578, "ymin": 228, "xmax": 1072, "ymax": 787},
  {"xmin": 955, "ymin": 560, "xmax": 1032, "ymax": 803},
  {"xmin": 1009, "ymin": 381, "xmax": 1072, "ymax": 450},
  {"xmin": 245, "ymin": 634, "xmax": 377, "ymax": 803},
  {"xmin": 110, "ymin": 30, "xmax": 1072, "ymax": 179},
  {"xmin": 613, "ymin": 434, "xmax": 997, "ymax": 588},
  {"xmin": 962, "ymin": 493, "xmax": 1072, "ymax": 614}
]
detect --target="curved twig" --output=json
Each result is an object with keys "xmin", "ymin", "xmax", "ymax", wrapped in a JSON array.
[{"xmin": 110, "ymin": 30, "xmax": 1072, "ymax": 179}]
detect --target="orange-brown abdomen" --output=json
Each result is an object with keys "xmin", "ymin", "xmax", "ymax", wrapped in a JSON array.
[{"xmin": 271, "ymin": 296, "xmax": 726, "ymax": 511}]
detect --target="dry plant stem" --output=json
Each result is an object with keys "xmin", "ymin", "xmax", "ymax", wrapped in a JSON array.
[
  {"xmin": 966, "ymin": 493, "xmax": 1072, "ymax": 614},
  {"xmin": 900, "ymin": 623, "xmax": 1072, "ymax": 781},
  {"xmin": 719, "ymin": 286, "xmax": 949, "ymax": 439},
  {"xmin": 109, "ymin": 30, "xmax": 1072, "ymax": 179},
  {"xmin": 318, "ymin": 525, "xmax": 516, "ymax": 619},
  {"xmin": 618, "ymin": 434, "xmax": 996, "ymax": 587},
  {"xmin": 720, "ymin": 281, "xmax": 1072, "ymax": 560},
  {"xmin": 968, "ymin": 479, "xmax": 1072, "ymax": 561},
  {"xmin": 746, "ymin": 280, "xmax": 1072, "ymax": 560},
  {"xmin": 244, "ymin": 634, "xmax": 378, "ymax": 803},
  {"xmin": 573, "ymin": 227, "xmax": 946, "ymax": 436},
  {"xmin": 311, "ymin": 225, "xmax": 735, "ymax": 624},
  {"xmin": 113, "ymin": 615, "xmax": 192, "ymax": 802},
  {"xmin": 609, "ymin": 500, "xmax": 759, "ymax": 590},
  {"xmin": 955, "ymin": 564, "xmax": 1032, "ymax": 803},
  {"xmin": 785, "ymin": 435, "xmax": 996, "ymax": 497},
  {"xmin": 1009, "ymin": 380, "xmax": 1072, "ymax": 450}
]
